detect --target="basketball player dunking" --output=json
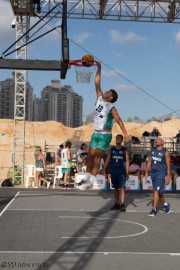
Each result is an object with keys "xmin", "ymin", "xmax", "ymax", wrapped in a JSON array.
[{"xmin": 77, "ymin": 62, "xmax": 130, "ymax": 190}]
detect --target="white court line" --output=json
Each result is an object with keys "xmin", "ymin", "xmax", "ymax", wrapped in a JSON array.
[
  {"xmin": 18, "ymin": 191, "xmax": 180, "ymax": 197},
  {"xmin": 0, "ymin": 191, "xmax": 20, "ymax": 218},
  {"xmin": 6, "ymin": 209, "xmax": 180, "ymax": 213},
  {"xmin": 58, "ymin": 216, "xmax": 148, "ymax": 238},
  {"xmin": 0, "ymin": 251, "xmax": 179, "ymax": 256}
]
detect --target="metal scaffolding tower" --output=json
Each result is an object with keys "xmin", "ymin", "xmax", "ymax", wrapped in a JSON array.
[{"xmin": 10, "ymin": 1, "xmax": 34, "ymax": 185}]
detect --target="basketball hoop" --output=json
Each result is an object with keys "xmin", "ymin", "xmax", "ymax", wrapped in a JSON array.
[{"xmin": 68, "ymin": 60, "xmax": 98, "ymax": 83}]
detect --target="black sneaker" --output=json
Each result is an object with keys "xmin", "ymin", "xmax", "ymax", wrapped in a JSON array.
[
  {"xmin": 111, "ymin": 203, "xmax": 120, "ymax": 210},
  {"xmin": 120, "ymin": 203, "xmax": 126, "ymax": 212},
  {"xmin": 62, "ymin": 184, "xmax": 70, "ymax": 189},
  {"xmin": 148, "ymin": 208, "xmax": 157, "ymax": 217},
  {"xmin": 164, "ymin": 203, "xmax": 171, "ymax": 214}
]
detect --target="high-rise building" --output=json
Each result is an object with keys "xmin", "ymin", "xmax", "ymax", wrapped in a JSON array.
[
  {"xmin": 0, "ymin": 77, "xmax": 14, "ymax": 119},
  {"xmin": 33, "ymin": 95, "xmax": 41, "ymax": 121},
  {"xmin": 40, "ymin": 80, "xmax": 83, "ymax": 127},
  {"xmin": 0, "ymin": 73, "xmax": 34, "ymax": 121}
]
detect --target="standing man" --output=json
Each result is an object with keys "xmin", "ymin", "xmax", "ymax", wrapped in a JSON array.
[
  {"xmin": 103, "ymin": 134, "xmax": 129, "ymax": 211},
  {"xmin": 78, "ymin": 62, "xmax": 130, "ymax": 190},
  {"xmin": 61, "ymin": 141, "xmax": 72, "ymax": 189},
  {"xmin": 56, "ymin": 144, "xmax": 64, "ymax": 165},
  {"xmin": 145, "ymin": 136, "xmax": 171, "ymax": 217}
]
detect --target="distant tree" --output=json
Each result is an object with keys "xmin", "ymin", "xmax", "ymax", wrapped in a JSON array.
[
  {"xmin": 127, "ymin": 117, "xmax": 133, "ymax": 122},
  {"xmin": 147, "ymin": 116, "xmax": 158, "ymax": 123},
  {"xmin": 126, "ymin": 116, "xmax": 143, "ymax": 123}
]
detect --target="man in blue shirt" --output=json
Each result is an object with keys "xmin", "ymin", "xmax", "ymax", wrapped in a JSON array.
[
  {"xmin": 103, "ymin": 134, "xmax": 129, "ymax": 211},
  {"xmin": 145, "ymin": 136, "xmax": 171, "ymax": 216}
]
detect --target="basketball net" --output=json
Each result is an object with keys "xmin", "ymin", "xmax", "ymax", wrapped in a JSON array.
[{"xmin": 74, "ymin": 65, "xmax": 96, "ymax": 83}]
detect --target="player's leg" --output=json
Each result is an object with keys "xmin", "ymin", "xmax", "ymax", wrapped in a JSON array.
[
  {"xmin": 152, "ymin": 190, "xmax": 159, "ymax": 210},
  {"xmin": 148, "ymin": 190, "xmax": 159, "ymax": 216},
  {"xmin": 35, "ymin": 170, "xmax": 40, "ymax": 188},
  {"xmin": 77, "ymin": 149, "xmax": 103, "ymax": 190},
  {"xmin": 120, "ymin": 188, "xmax": 126, "ymax": 211},
  {"xmin": 77, "ymin": 133, "xmax": 111, "ymax": 190},
  {"xmin": 90, "ymin": 148, "xmax": 104, "ymax": 176},
  {"xmin": 119, "ymin": 174, "xmax": 126, "ymax": 211},
  {"xmin": 111, "ymin": 188, "xmax": 121, "ymax": 210},
  {"xmin": 159, "ymin": 180, "xmax": 171, "ymax": 214},
  {"xmin": 62, "ymin": 168, "xmax": 69, "ymax": 188}
]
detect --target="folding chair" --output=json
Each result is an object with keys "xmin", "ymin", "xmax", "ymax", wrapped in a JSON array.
[
  {"xmin": 25, "ymin": 165, "xmax": 36, "ymax": 188},
  {"xmin": 53, "ymin": 165, "xmax": 63, "ymax": 188}
]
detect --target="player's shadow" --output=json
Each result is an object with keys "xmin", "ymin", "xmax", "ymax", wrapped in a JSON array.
[{"xmin": 36, "ymin": 197, "xmax": 127, "ymax": 270}]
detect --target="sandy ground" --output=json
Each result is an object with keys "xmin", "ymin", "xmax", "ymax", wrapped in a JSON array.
[{"xmin": 0, "ymin": 118, "xmax": 179, "ymax": 182}]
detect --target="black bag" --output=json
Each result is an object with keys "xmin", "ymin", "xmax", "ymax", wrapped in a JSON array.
[{"xmin": 1, "ymin": 178, "xmax": 14, "ymax": 187}]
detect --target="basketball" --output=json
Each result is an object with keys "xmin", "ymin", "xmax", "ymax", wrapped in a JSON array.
[{"xmin": 82, "ymin": 54, "xmax": 94, "ymax": 67}]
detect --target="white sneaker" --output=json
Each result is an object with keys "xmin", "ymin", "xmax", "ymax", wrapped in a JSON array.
[
  {"xmin": 77, "ymin": 181, "xmax": 93, "ymax": 190},
  {"xmin": 47, "ymin": 182, "xmax": 50, "ymax": 189},
  {"xmin": 83, "ymin": 173, "xmax": 90, "ymax": 182}
]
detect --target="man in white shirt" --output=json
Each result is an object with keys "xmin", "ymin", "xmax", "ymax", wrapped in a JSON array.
[{"xmin": 77, "ymin": 62, "xmax": 130, "ymax": 190}]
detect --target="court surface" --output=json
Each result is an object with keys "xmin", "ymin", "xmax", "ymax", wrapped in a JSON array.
[{"xmin": 0, "ymin": 188, "xmax": 180, "ymax": 270}]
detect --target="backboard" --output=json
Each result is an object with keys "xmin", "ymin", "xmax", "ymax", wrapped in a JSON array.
[{"xmin": 61, "ymin": 0, "xmax": 69, "ymax": 79}]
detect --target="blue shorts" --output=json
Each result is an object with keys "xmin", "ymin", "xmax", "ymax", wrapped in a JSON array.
[
  {"xmin": 151, "ymin": 172, "xmax": 166, "ymax": 194},
  {"xmin": 90, "ymin": 132, "xmax": 112, "ymax": 152},
  {"xmin": 111, "ymin": 172, "xmax": 126, "ymax": 189}
]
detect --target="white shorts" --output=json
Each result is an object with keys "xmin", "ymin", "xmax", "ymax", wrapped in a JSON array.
[{"xmin": 36, "ymin": 168, "xmax": 44, "ymax": 172}]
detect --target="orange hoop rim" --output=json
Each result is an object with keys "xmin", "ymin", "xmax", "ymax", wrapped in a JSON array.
[{"xmin": 68, "ymin": 59, "xmax": 99, "ymax": 68}]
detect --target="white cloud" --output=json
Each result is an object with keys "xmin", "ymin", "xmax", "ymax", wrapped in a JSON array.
[
  {"xmin": 113, "ymin": 51, "xmax": 123, "ymax": 58},
  {"xmin": 109, "ymin": 29, "xmax": 147, "ymax": 44},
  {"xmin": 0, "ymin": 1, "xmax": 61, "ymax": 59},
  {"xmin": 73, "ymin": 32, "xmax": 91, "ymax": 44},
  {"xmin": 174, "ymin": 30, "xmax": 180, "ymax": 46},
  {"xmin": 115, "ymin": 83, "xmax": 136, "ymax": 92},
  {"xmin": 0, "ymin": 1, "xmax": 15, "ymax": 47},
  {"xmin": 102, "ymin": 69, "xmax": 127, "ymax": 78}
]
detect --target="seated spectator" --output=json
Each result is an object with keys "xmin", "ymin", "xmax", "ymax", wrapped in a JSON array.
[
  {"xmin": 142, "ymin": 131, "xmax": 150, "ymax": 137},
  {"xmin": 131, "ymin": 136, "xmax": 141, "ymax": 144},
  {"xmin": 174, "ymin": 130, "xmax": 180, "ymax": 153},
  {"xmin": 140, "ymin": 156, "xmax": 148, "ymax": 175},
  {"xmin": 77, "ymin": 143, "xmax": 88, "ymax": 172},
  {"xmin": 151, "ymin": 127, "xmax": 161, "ymax": 137},
  {"xmin": 129, "ymin": 159, "xmax": 141, "ymax": 178},
  {"xmin": 150, "ymin": 127, "xmax": 161, "ymax": 147}
]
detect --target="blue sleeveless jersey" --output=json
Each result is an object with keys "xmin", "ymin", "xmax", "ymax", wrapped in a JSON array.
[
  {"xmin": 151, "ymin": 147, "xmax": 166, "ymax": 174},
  {"xmin": 111, "ymin": 146, "xmax": 126, "ymax": 174}
]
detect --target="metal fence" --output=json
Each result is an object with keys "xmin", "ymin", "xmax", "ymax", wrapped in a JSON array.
[{"xmin": 0, "ymin": 136, "xmax": 179, "ymax": 185}]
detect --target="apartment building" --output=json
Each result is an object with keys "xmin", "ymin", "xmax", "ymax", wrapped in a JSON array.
[
  {"xmin": 33, "ymin": 95, "xmax": 41, "ymax": 121},
  {"xmin": 40, "ymin": 80, "xmax": 83, "ymax": 127},
  {"xmin": 0, "ymin": 77, "xmax": 14, "ymax": 119},
  {"xmin": 0, "ymin": 73, "xmax": 34, "ymax": 120}
]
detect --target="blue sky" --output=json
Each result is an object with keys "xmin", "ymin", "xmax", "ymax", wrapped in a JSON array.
[{"xmin": 1, "ymin": 0, "xmax": 180, "ymax": 122}]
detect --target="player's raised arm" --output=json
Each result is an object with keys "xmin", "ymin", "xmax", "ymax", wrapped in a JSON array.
[
  {"xmin": 111, "ymin": 107, "xmax": 130, "ymax": 143},
  {"xmin": 94, "ymin": 62, "xmax": 103, "ymax": 97}
]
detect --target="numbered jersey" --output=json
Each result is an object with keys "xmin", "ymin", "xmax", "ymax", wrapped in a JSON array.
[
  {"xmin": 94, "ymin": 96, "xmax": 114, "ymax": 130},
  {"xmin": 111, "ymin": 146, "xmax": 126, "ymax": 167},
  {"xmin": 61, "ymin": 148, "xmax": 71, "ymax": 169},
  {"xmin": 110, "ymin": 146, "xmax": 127, "ymax": 175},
  {"xmin": 151, "ymin": 147, "xmax": 166, "ymax": 174}
]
